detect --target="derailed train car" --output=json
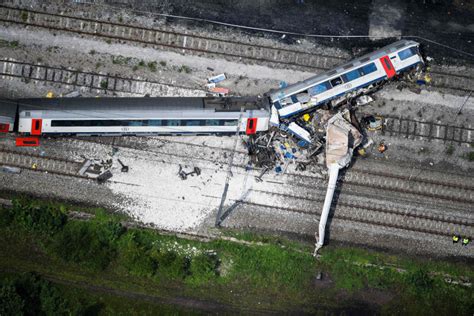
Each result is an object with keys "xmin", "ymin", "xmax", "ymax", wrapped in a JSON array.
[
  {"xmin": 13, "ymin": 97, "xmax": 270, "ymax": 136},
  {"xmin": 267, "ymin": 40, "xmax": 424, "ymax": 119}
]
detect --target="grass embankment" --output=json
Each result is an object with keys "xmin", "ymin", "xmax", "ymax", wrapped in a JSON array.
[{"xmin": 0, "ymin": 197, "xmax": 472, "ymax": 315}]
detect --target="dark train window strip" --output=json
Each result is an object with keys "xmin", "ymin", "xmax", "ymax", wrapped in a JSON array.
[
  {"xmin": 51, "ymin": 119, "xmax": 239, "ymax": 127},
  {"xmin": 307, "ymin": 62, "xmax": 377, "ymax": 96}
]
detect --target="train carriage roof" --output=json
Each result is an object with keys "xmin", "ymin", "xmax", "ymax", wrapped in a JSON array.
[
  {"xmin": 17, "ymin": 97, "xmax": 268, "ymax": 119},
  {"xmin": 0, "ymin": 99, "xmax": 18, "ymax": 124}
]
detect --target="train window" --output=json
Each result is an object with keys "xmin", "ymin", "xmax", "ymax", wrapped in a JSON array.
[
  {"xmin": 222, "ymin": 120, "xmax": 238, "ymax": 126},
  {"xmin": 342, "ymin": 69, "xmax": 360, "ymax": 82},
  {"xmin": 185, "ymin": 120, "xmax": 202, "ymax": 126},
  {"xmin": 398, "ymin": 47, "xmax": 415, "ymax": 60},
  {"xmin": 205, "ymin": 119, "xmax": 220, "ymax": 126},
  {"xmin": 148, "ymin": 120, "xmax": 162, "ymax": 126},
  {"xmin": 358, "ymin": 63, "xmax": 377, "ymax": 76},
  {"xmin": 383, "ymin": 59, "xmax": 393, "ymax": 70},
  {"xmin": 167, "ymin": 120, "xmax": 181, "ymax": 126},
  {"xmin": 330, "ymin": 77, "xmax": 343, "ymax": 87},
  {"xmin": 128, "ymin": 120, "xmax": 144, "ymax": 126},
  {"xmin": 308, "ymin": 81, "xmax": 331, "ymax": 96}
]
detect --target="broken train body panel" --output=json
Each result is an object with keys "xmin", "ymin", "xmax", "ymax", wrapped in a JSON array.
[
  {"xmin": 0, "ymin": 99, "xmax": 17, "ymax": 133},
  {"xmin": 267, "ymin": 40, "xmax": 423, "ymax": 118},
  {"xmin": 15, "ymin": 97, "xmax": 270, "ymax": 136}
]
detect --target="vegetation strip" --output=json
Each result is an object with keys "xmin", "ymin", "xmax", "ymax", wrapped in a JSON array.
[{"xmin": 0, "ymin": 197, "xmax": 472, "ymax": 314}]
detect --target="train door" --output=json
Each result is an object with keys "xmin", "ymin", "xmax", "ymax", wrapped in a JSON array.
[
  {"xmin": 379, "ymin": 56, "xmax": 396, "ymax": 79},
  {"xmin": 31, "ymin": 119, "xmax": 42, "ymax": 135},
  {"xmin": 0, "ymin": 123, "xmax": 9, "ymax": 133},
  {"xmin": 246, "ymin": 118, "xmax": 258, "ymax": 135}
]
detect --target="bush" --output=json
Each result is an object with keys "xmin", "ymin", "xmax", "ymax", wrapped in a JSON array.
[
  {"xmin": 150, "ymin": 248, "xmax": 189, "ymax": 280},
  {"xmin": 52, "ymin": 221, "xmax": 115, "ymax": 270},
  {"xmin": 147, "ymin": 61, "xmax": 157, "ymax": 72},
  {"xmin": 187, "ymin": 253, "xmax": 219, "ymax": 285},
  {"xmin": 445, "ymin": 145, "xmax": 454, "ymax": 155},
  {"xmin": 408, "ymin": 269, "xmax": 434, "ymax": 293},
  {"xmin": 10, "ymin": 199, "xmax": 67, "ymax": 234},
  {"xmin": 0, "ymin": 282, "xmax": 24, "ymax": 315},
  {"xmin": 0, "ymin": 272, "xmax": 74, "ymax": 315},
  {"xmin": 118, "ymin": 233, "xmax": 156, "ymax": 277}
]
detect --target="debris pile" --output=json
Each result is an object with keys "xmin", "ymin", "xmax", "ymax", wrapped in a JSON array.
[
  {"xmin": 206, "ymin": 73, "xmax": 229, "ymax": 96},
  {"xmin": 78, "ymin": 156, "xmax": 130, "ymax": 183}
]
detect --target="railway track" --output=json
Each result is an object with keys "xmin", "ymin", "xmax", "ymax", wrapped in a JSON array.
[
  {"xmin": 1, "ymin": 4, "xmax": 473, "ymax": 94},
  {"xmin": 58, "ymin": 136, "xmax": 474, "ymax": 207},
  {"xmin": 0, "ymin": 146, "xmax": 86, "ymax": 178},
  {"xmin": 239, "ymin": 190, "xmax": 473, "ymax": 238},
  {"xmin": 0, "ymin": 5, "xmax": 340, "ymax": 71},
  {"xmin": 0, "ymin": 59, "xmax": 205, "ymax": 96},
  {"xmin": 382, "ymin": 115, "xmax": 473, "ymax": 145}
]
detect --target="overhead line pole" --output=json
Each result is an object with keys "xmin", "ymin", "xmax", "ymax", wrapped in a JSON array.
[{"xmin": 215, "ymin": 106, "xmax": 244, "ymax": 227}]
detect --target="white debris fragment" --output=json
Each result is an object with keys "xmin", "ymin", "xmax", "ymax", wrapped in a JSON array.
[{"xmin": 355, "ymin": 95, "xmax": 374, "ymax": 106}]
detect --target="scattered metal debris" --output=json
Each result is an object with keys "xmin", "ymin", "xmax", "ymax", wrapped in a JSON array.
[
  {"xmin": 178, "ymin": 165, "xmax": 202, "ymax": 180},
  {"xmin": 1, "ymin": 166, "xmax": 21, "ymax": 174},
  {"xmin": 208, "ymin": 73, "xmax": 226, "ymax": 83},
  {"xmin": 78, "ymin": 159, "xmax": 92, "ymax": 176},
  {"xmin": 97, "ymin": 170, "xmax": 113, "ymax": 183},
  {"xmin": 117, "ymin": 159, "xmax": 129, "ymax": 172}
]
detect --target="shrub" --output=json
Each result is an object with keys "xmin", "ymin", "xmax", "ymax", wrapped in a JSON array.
[
  {"xmin": 178, "ymin": 65, "xmax": 191, "ymax": 73},
  {"xmin": 118, "ymin": 233, "xmax": 156, "ymax": 277},
  {"xmin": 20, "ymin": 12, "xmax": 28, "ymax": 22},
  {"xmin": 147, "ymin": 61, "xmax": 157, "ymax": 72},
  {"xmin": 408, "ymin": 269, "xmax": 433, "ymax": 292},
  {"xmin": 0, "ymin": 282, "xmax": 24, "ymax": 315},
  {"xmin": 159, "ymin": 60, "xmax": 166, "ymax": 67},
  {"xmin": 52, "ymin": 221, "xmax": 115, "ymax": 270},
  {"xmin": 187, "ymin": 252, "xmax": 219, "ymax": 285},
  {"xmin": 445, "ymin": 145, "xmax": 454, "ymax": 155},
  {"xmin": 10, "ymin": 199, "xmax": 67, "ymax": 234},
  {"xmin": 100, "ymin": 80, "xmax": 108, "ymax": 90},
  {"xmin": 0, "ymin": 272, "xmax": 74, "ymax": 315},
  {"xmin": 150, "ymin": 248, "xmax": 189, "ymax": 280},
  {"xmin": 9, "ymin": 41, "xmax": 19, "ymax": 48}
]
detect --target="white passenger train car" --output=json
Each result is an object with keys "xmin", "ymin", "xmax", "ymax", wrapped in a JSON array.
[
  {"xmin": 268, "ymin": 40, "xmax": 424, "ymax": 118},
  {"xmin": 17, "ymin": 97, "xmax": 270, "ymax": 136}
]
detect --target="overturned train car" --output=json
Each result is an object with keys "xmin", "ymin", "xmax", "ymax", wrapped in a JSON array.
[{"xmin": 267, "ymin": 40, "xmax": 424, "ymax": 118}]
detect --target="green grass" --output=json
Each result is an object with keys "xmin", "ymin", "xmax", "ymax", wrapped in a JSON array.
[{"xmin": 0, "ymin": 196, "xmax": 472, "ymax": 314}]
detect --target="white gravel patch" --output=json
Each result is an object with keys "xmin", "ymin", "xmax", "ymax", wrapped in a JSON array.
[{"xmin": 105, "ymin": 142, "xmax": 257, "ymax": 232}]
